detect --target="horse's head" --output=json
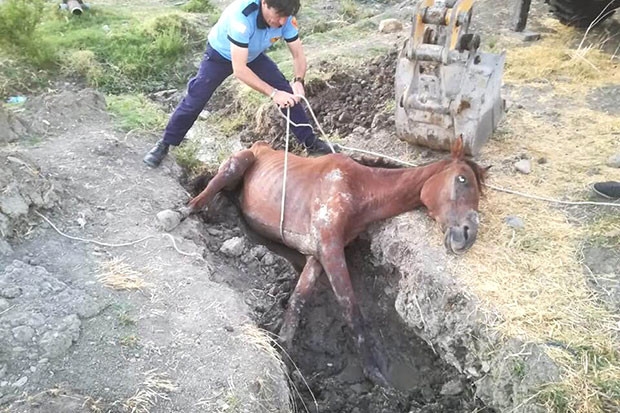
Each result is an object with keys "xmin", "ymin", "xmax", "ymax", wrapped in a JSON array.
[{"xmin": 420, "ymin": 136, "xmax": 488, "ymax": 254}]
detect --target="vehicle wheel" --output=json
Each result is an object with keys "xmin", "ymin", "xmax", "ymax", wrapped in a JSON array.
[{"xmin": 547, "ymin": 0, "xmax": 619, "ymax": 27}]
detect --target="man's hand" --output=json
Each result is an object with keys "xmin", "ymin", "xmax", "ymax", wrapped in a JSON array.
[
  {"xmin": 290, "ymin": 79, "xmax": 305, "ymax": 103},
  {"xmin": 272, "ymin": 90, "xmax": 297, "ymax": 108}
]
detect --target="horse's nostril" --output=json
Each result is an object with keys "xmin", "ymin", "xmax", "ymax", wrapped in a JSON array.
[{"xmin": 463, "ymin": 225, "xmax": 470, "ymax": 240}]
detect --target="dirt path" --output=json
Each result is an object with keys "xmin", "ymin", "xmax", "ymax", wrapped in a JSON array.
[{"xmin": 0, "ymin": 90, "xmax": 291, "ymax": 412}]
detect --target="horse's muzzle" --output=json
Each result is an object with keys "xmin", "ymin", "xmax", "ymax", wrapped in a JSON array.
[{"xmin": 444, "ymin": 211, "xmax": 479, "ymax": 254}]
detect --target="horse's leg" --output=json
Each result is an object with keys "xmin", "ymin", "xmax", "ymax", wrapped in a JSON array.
[
  {"xmin": 279, "ymin": 256, "xmax": 323, "ymax": 346},
  {"xmin": 182, "ymin": 149, "xmax": 255, "ymax": 215},
  {"xmin": 319, "ymin": 244, "xmax": 389, "ymax": 386}
]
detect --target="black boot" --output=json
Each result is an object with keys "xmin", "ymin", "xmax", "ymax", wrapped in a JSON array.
[
  {"xmin": 143, "ymin": 139, "xmax": 170, "ymax": 168},
  {"xmin": 305, "ymin": 138, "xmax": 340, "ymax": 155}
]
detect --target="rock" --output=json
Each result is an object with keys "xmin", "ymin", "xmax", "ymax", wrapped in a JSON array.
[
  {"xmin": 0, "ymin": 239, "xmax": 12, "ymax": 256},
  {"xmin": 517, "ymin": 30, "xmax": 541, "ymax": 42},
  {"xmin": 249, "ymin": 245, "xmax": 268, "ymax": 260},
  {"xmin": 12, "ymin": 376, "xmax": 27, "ymax": 387},
  {"xmin": 378, "ymin": 18, "xmax": 403, "ymax": 33},
  {"xmin": 0, "ymin": 285, "xmax": 22, "ymax": 299},
  {"xmin": 0, "ymin": 106, "xmax": 28, "ymax": 144},
  {"xmin": 12, "ymin": 326, "xmax": 35, "ymax": 343},
  {"xmin": 261, "ymin": 253, "xmax": 275, "ymax": 266},
  {"xmin": 504, "ymin": 215, "xmax": 525, "ymax": 229},
  {"xmin": 607, "ymin": 153, "xmax": 620, "ymax": 168},
  {"xmin": 156, "ymin": 209, "xmax": 184, "ymax": 232},
  {"xmin": 514, "ymin": 159, "xmax": 531, "ymax": 174},
  {"xmin": 220, "ymin": 237, "xmax": 246, "ymax": 257},
  {"xmin": 440, "ymin": 379, "xmax": 464, "ymax": 396}
]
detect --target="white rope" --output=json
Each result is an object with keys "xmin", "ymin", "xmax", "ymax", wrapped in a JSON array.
[
  {"xmin": 279, "ymin": 106, "xmax": 291, "ymax": 241},
  {"xmin": 35, "ymin": 210, "xmax": 206, "ymax": 259},
  {"xmin": 277, "ymin": 94, "xmax": 620, "ymax": 209},
  {"xmin": 484, "ymin": 183, "xmax": 620, "ymax": 208}
]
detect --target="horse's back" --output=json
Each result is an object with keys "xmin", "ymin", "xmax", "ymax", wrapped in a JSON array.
[{"xmin": 239, "ymin": 142, "xmax": 355, "ymax": 246}]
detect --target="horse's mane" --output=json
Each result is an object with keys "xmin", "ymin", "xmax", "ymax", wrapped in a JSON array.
[
  {"xmin": 351, "ymin": 153, "xmax": 486, "ymax": 193},
  {"xmin": 463, "ymin": 158, "xmax": 487, "ymax": 193}
]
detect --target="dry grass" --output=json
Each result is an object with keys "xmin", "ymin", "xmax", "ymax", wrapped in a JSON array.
[
  {"xmin": 97, "ymin": 257, "xmax": 153, "ymax": 291},
  {"xmin": 242, "ymin": 325, "xmax": 322, "ymax": 413},
  {"xmin": 448, "ymin": 18, "xmax": 620, "ymax": 413},
  {"xmin": 505, "ymin": 20, "xmax": 620, "ymax": 91},
  {"xmin": 123, "ymin": 370, "xmax": 177, "ymax": 413}
]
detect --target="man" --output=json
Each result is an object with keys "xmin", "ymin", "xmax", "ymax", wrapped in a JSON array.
[{"xmin": 144, "ymin": 0, "xmax": 335, "ymax": 167}]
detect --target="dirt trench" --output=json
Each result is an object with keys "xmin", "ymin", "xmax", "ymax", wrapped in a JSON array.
[{"xmin": 186, "ymin": 186, "xmax": 492, "ymax": 413}]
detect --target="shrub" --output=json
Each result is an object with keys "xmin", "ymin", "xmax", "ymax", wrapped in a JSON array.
[{"xmin": 0, "ymin": 0, "xmax": 45, "ymax": 47}]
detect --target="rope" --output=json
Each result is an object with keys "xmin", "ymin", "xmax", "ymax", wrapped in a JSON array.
[
  {"xmin": 279, "ymin": 106, "xmax": 291, "ymax": 241},
  {"xmin": 34, "ymin": 210, "xmax": 206, "ymax": 260},
  {"xmin": 277, "ymin": 94, "xmax": 620, "ymax": 209},
  {"xmin": 484, "ymin": 183, "xmax": 620, "ymax": 208}
]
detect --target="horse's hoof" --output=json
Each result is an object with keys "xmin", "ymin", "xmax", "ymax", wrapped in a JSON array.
[{"xmin": 156, "ymin": 209, "xmax": 185, "ymax": 232}]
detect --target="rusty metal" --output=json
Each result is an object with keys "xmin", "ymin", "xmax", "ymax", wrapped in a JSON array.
[{"xmin": 395, "ymin": 0, "xmax": 505, "ymax": 155}]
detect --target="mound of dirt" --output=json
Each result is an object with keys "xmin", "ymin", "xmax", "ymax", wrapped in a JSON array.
[
  {"xmin": 0, "ymin": 106, "xmax": 28, "ymax": 145},
  {"xmin": 0, "ymin": 152, "xmax": 60, "ymax": 254},
  {"xmin": 241, "ymin": 51, "xmax": 397, "ymax": 152},
  {"xmin": 24, "ymin": 89, "xmax": 109, "ymax": 137}
]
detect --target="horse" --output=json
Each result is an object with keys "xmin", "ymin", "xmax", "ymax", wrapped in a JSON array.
[{"xmin": 173, "ymin": 136, "xmax": 488, "ymax": 385}]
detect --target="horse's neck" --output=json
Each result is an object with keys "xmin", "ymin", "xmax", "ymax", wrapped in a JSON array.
[{"xmin": 364, "ymin": 160, "xmax": 449, "ymax": 221}]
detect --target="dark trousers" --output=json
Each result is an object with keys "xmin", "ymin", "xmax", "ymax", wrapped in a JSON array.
[{"xmin": 162, "ymin": 44, "xmax": 315, "ymax": 147}]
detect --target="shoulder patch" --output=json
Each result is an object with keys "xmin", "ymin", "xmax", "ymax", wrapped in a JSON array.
[
  {"xmin": 242, "ymin": 2, "xmax": 258, "ymax": 16},
  {"xmin": 291, "ymin": 17, "xmax": 298, "ymax": 29}
]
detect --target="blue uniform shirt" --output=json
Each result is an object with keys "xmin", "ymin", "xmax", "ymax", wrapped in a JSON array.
[{"xmin": 207, "ymin": 0, "xmax": 299, "ymax": 62}]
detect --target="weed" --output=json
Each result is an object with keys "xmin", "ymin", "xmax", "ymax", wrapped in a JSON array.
[
  {"xmin": 106, "ymin": 94, "xmax": 167, "ymax": 132},
  {"xmin": 340, "ymin": 0, "xmax": 361, "ymax": 22},
  {"xmin": 0, "ymin": 0, "xmax": 45, "ymax": 47},
  {"xmin": 119, "ymin": 334, "xmax": 139, "ymax": 348},
  {"xmin": 182, "ymin": 0, "xmax": 216, "ymax": 14},
  {"xmin": 538, "ymin": 385, "xmax": 570, "ymax": 413},
  {"xmin": 173, "ymin": 138, "xmax": 204, "ymax": 173},
  {"xmin": 513, "ymin": 359, "xmax": 527, "ymax": 379},
  {"xmin": 117, "ymin": 309, "xmax": 136, "ymax": 327},
  {"xmin": 0, "ymin": 0, "xmax": 58, "ymax": 68}
]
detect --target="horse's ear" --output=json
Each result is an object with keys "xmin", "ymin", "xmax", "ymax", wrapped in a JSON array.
[
  {"xmin": 451, "ymin": 135, "xmax": 465, "ymax": 159},
  {"xmin": 481, "ymin": 165, "xmax": 491, "ymax": 179}
]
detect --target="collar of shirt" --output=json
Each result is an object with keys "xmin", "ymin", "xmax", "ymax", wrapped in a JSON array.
[{"xmin": 256, "ymin": 2, "xmax": 268, "ymax": 29}]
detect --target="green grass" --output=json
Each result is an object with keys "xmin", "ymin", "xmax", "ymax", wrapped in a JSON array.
[
  {"xmin": 0, "ymin": 2, "xmax": 210, "ymax": 96},
  {"xmin": 173, "ymin": 138, "xmax": 204, "ymax": 173},
  {"xmin": 586, "ymin": 213, "xmax": 620, "ymax": 249},
  {"xmin": 539, "ymin": 386, "xmax": 570, "ymax": 413},
  {"xmin": 106, "ymin": 94, "xmax": 168, "ymax": 132}
]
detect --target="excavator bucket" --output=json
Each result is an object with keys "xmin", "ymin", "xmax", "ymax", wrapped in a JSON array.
[{"xmin": 395, "ymin": 0, "xmax": 505, "ymax": 155}]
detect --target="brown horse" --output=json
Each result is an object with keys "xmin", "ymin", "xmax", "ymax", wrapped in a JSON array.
[{"xmin": 177, "ymin": 136, "xmax": 487, "ymax": 385}]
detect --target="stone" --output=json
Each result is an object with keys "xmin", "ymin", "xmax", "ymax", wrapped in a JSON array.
[
  {"xmin": 518, "ymin": 30, "xmax": 541, "ymax": 42},
  {"xmin": 514, "ymin": 159, "xmax": 531, "ymax": 174},
  {"xmin": 12, "ymin": 326, "xmax": 35, "ymax": 343},
  {"xmin": 606, "ymin": 153, "xmax": 620, "ymax": 168},
  {"xmin": 12, "ymin": 376, "xmax": 27, "ymax": 387},
  {"xmin": 220, "ymin": 237, "xmax": 246, "ymax": 257},
  {"xmin": 379, "ymin": 19, "xmax": 403, "ymax": 33},
  {"xmin": 504, "ymin": 215, "xmax": 525, "ymax": 229}
]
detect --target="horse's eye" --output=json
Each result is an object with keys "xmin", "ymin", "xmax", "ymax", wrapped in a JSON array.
[{"xmin": 457, "ymin": 175, "xmax": 467, "ymax": 184}]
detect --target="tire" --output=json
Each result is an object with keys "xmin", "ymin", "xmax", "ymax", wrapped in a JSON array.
[{"xmin": 547, "ymin": 0, "xmax": 620, "ymax": 27}]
